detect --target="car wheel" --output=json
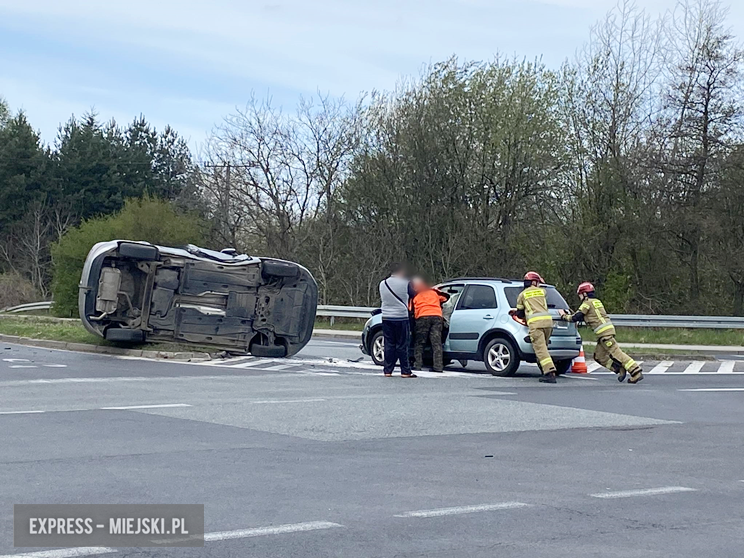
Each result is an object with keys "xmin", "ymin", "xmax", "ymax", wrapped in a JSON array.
[
  {"xmin": 554, "ymin": 359, "xmax": 572, "ymax": 375},
  {"xmin": 251, "ymin": 343, "xmax": 287, "ymax": 358},
  {"xmin": 483, "ymin": 337, "xmax": 519, "ymax": 377},
  {"xmin": 262, "ymin": 260, "xmax": 300, "ymax": 279},
  {"xmin": 369, "ymin": 330, "xmax": 384, "ymax": 366},
  {"xmin": 105, "ymin": 328, "xmax": 145, "ymax": 343},
  {"xmin": 117, "ymin": 242, "xmax": 159, "ymax": 261}
]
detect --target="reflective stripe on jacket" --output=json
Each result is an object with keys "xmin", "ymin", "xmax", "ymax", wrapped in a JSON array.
[
  {"xmin": 578, "ymin": 297, "xmax": 616, "ymax": 338},
  {"xmin": 516, "ymin": 287, "xmax": 553, "ymax": 327}
]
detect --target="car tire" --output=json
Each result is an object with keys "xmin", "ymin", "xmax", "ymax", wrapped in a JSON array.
[
  {"xmin": 117, "ymin": 242, "xmax": 159, "ymax": 261},
  {"xmin": 262, "ymin": 260, "xmax": 300, "ymax": 279},
  {"xmin": 251, "ymin": 343, "xmax": 287, "ymax": 358},
  {"xmin": 369, "ymin": 329, "xmax": 385, "ymax": 366},
  {"xmin": 554, "ymin": 359, "xmax": 572, "ymax": 375},
  {"xmin": 483, "ymin": 337, "xmax": 520, "ymax": 377},
  {"xmin": 105, "ymin": 328, "xmax": 145, "ymax": 343}
]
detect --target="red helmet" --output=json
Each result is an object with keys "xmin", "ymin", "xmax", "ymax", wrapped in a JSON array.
[
  {"xmin": 577, "ymin": 282, "xmax": 595, "ymax": 296},
  {"xmin": 524, "ymin": 271, "xmax": 545, "ymax": 284}
]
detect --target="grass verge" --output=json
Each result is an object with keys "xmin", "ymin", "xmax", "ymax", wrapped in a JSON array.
[{"xmin": 0, "ymin": 315, "xmax": 213, "ymax": 353}]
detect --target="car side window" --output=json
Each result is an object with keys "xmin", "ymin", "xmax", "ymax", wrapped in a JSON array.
[{"xmin": 457, "ymin": 285, "xmax": 498, "ymax": 310}]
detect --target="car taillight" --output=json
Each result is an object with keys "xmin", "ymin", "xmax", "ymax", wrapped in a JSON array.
[{"xmin": 511, "ymin": 314, "xmax": 527, "ymax": 327}]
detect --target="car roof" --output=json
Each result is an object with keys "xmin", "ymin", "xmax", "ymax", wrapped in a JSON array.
[{"xmin": 441, "ymin": 278, "xmax": 557, "ymax": 288}]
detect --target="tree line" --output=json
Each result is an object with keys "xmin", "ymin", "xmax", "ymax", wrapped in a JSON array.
[{"xmin": 1, "ymin": 0, "xmax": 744, "ymax": 316}]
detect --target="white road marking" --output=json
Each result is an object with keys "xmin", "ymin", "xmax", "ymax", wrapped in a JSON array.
[
  {"xmin": 563, "ymin": 374, "xmax": 599, "ymax": 381},
  {"xmin": 249, "ymin": 398, "xmax": 326, "ymax": 404},
  {"xmin": 231, "ymin": 359, "xmax": 277, "ymax": 369},
  {"xmin": 394, "ymin": 502, "xmax": 531, "ymax": 518},
  {"xmin": 0, "ymin": 410, "xmax": 46, "ymax": 415},
  {"xmin": 679, "ymin": 388, "xmax": 744, "ymax": 392},
  {"xmin": 100, "ymin": 404, "xmax": 192, "ymax": 410},
  {"xmin": 203, "ymin": 521, "xmax": 343, "ymax": 541},
  {"xmin": 262, "ymin": 364, "xmax": 296, "ymax": 371},
  {"xmin": 43, "ymin": 364, "xmax": 68, "ymax": 368},
  {"xmin": 10, "ymin": 365, "xmax": 37, "ymax": 369},
  {"xmin": 682, "ymin": 362, "xmax": 705, "ymax": 374},
  {"xmin": 647, "ymin": 361, "xmax": 674, "ymax": 374},
  {"xmin": 589, "ymin": 486, "xmax": 696, "ymax": 499},
  {"xmin": 3, "ymin": 358, "xmax": 30, "ymax": 362},
  {"xmin": 718, "ymin": 361, "xmax": 736, "ymax": 374},
  {"xmin": 0, "ymin": 548, "xmax": 116, "ymax": 558}
]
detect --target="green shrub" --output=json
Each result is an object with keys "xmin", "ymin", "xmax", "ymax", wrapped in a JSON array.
[{"xmin": 51, "ymin": 196, "xmax": 204, "ymax": 317}]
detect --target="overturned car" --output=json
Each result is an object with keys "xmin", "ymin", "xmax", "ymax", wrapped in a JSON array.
[{"xmin": 79, "ymin": 241, "xmax": 318, "ymax": 357}]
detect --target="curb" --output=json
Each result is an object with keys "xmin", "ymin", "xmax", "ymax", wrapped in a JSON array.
[
  {"xmin": 0, "ymin": 334, "xmax": 212, "ymax": 362},
  {"xmin": 312, "ymin": 330, "xmax": 360, "ymax": 340}
]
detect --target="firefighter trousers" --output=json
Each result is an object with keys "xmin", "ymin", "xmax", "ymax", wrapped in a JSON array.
[
  {"xmin": 594, "ymin": 336, "xmax": 640, "ymax": 375},
  {"xmin": 530, "ymin": 325, "xmax": 556, "ymax": 374}
]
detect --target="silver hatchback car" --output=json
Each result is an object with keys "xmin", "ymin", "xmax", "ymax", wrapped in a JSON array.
[
  {"xmin": 360, "ymin": 278, "xmax": 582, "ymax": 375},
  {"xmin": 79, "ymin": 240, "xmax": 318, "ymax": 357}
]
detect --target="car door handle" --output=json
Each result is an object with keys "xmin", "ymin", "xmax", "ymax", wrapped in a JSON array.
[{"xmin": 482, "ymin": 315, "xmax": 494, "ymax": 319}]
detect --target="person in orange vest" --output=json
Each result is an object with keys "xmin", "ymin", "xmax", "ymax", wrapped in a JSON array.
[{"xmin": 411, "ymin": 278, "xmax": 450, "ymax": 373}]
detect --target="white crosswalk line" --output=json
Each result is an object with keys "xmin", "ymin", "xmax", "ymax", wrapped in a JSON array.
[
  {"xmin": 682, "ymin": 362, "xmax": 705, "ymax": 374},
  {"xmin": 262, "ymin": 364, "xmax": 296, "ymax": 371},
  {"xmin": 203, "ymin": 357, "xmax": 253, "ymax": 367},
  {"xmin": 647, "ymin": 361, "xmax": 674, "ymax": 374},
  {"xmin": 231, "ymin": 359, "xmax": 277, "ymax": 369},
  {"xmin": 718, "ymin": 361, "xmax": 735, "ymax": 374}
]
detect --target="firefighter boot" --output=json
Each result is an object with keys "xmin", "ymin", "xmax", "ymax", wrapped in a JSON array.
[
  {"xmin": 628, "ymin": 368, "xmax": 644, "ymax": 384},
  {"xmin": 539, "ymin": 372, "xmax": 557, "ymax": 384},
  {"xmin": 611, "ymin": 361, "xmax": 627, "ymax": 383}
]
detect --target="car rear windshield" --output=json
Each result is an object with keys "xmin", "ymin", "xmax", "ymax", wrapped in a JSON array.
[{"xmin": 504, "ymin": 286, "xmax": 569, "ymax": 309}]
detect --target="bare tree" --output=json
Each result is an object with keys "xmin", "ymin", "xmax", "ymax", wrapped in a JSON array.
[{"xmin": 660, "ymin": 0, "xmax": 743, "ymax": 304}]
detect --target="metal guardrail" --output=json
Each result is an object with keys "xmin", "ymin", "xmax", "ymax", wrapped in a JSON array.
[
  {"xmin": 317, "ymin": 305, "xmax": 744, "ymax": 329},
  {"xmin": 1, "ymin": 301, "xmax": 54, "ymax": 313},
  {"xmin": 4, "ymin": 301, "xmax": 744, "ymax": 329}
]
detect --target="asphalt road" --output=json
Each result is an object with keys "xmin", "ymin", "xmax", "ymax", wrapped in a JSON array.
[{"xmin": 2, "ymin": 340, "xmax": 744, "ymax": 557}]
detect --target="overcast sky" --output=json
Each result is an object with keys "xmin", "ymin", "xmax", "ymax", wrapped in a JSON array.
[{"xmin": 1, "ymin": 0, "xmax": 743, "ymax": 150}]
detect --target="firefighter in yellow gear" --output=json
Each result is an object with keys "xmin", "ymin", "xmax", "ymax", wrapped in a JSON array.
[
  {"xmin": 513, "ymin": 271, "xmax": 557, "ymax": 384},
  {"xmin": 560, "ymin": 282, "xmax": 644, "ymax": 384}
]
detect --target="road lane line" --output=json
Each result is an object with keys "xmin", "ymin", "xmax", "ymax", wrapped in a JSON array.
[
  {"xmin": 679, "ymin": 388, "xmax": 744, "ymax": 392},
  {"xmin": 589, "ymin": 486, "xmax": 696, "ymax": 499},
  {"xmin": 0, "ymin": 410, "xmax": 45, "ymax": 415},
  {"xmin": 394, "ymin": 502, "xmax": 531, "ymax": 518},
  {"xmin": 100, "ymin": 404, "xmax": 192, "ymax": 410},
  {"xmin": 203, "ymin": 521, "xmax": 343, "ymax": 541},
  {"xmin": 0, "ymin": 548, "xmax": 116, "ymax": 558},
  {"xmin": 718, "ymin": 361, "xmax": 736, "ymax": 374},
  {"xmin": 682, "ymin": 362, "xmax": 705, "ymax": 374},
  {"xmin": 43, "ymin": 364, "xmax": 68, "ymax": 368},
  {"xmin": 3, "ymin": 359, "xmax": 30, "ymax": 362},
  {"xmin": 647, "ymin": 361, "xmax": 673, "ymax": 374},
  {"xmin": 249, "ymin": 398, "xmax": 326, "ymax": 404},
  {"xmin": 10, "ymin": 365, "xmax": 37, "ymax": 369}
]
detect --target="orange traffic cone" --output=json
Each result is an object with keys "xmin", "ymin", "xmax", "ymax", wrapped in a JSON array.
[{"xmin": 571, "ymin": 346, "xmax": 588, "ymax": 374}]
